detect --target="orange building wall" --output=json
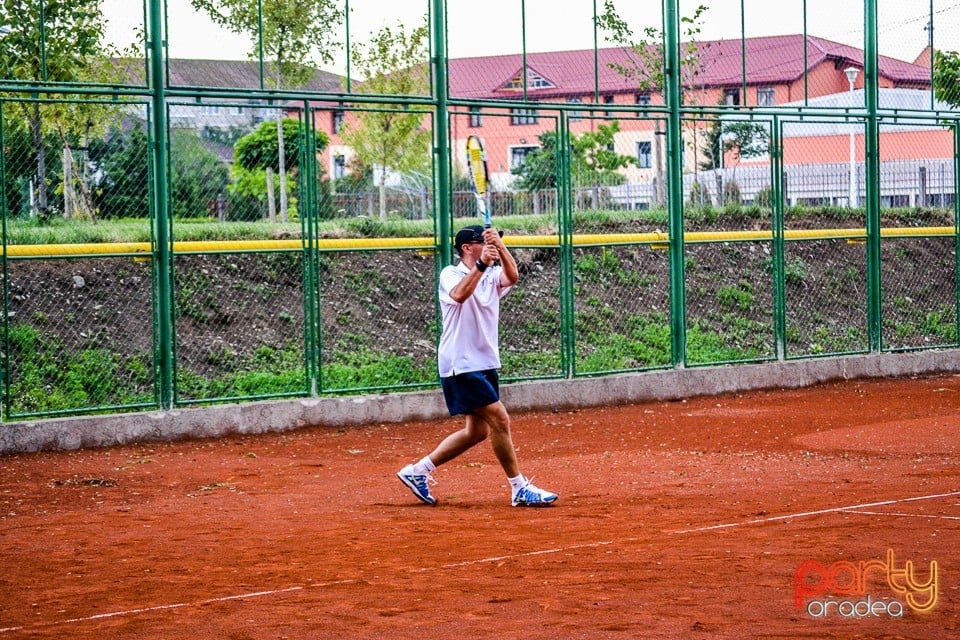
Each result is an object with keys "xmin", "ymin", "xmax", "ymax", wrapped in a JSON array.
[{"xmin": 726, "ymin": 128, "xmax": 953, "ymax": 167}]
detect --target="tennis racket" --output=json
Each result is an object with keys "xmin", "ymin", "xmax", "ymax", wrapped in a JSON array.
[{"xmin": 465, "ymin": 134, "xmax": 491, "ymax": 228}]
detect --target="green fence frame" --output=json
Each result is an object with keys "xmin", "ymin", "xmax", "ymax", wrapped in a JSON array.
[{"xmin": 0, "ymin": 0, "xmax": 957, "ymax": 420}]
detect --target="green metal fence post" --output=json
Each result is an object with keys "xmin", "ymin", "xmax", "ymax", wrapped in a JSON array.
[
  {"xmin": 431, "ymin": 0, "xmax": 451, "ymax": 267},
  {"xmin": 739, "ymin": 0, "xmax": 747, "ymax": 110},
  {"xmin": 147, "ymin": 0, "xmax": 174, "ymax": 409},
  {"xmin": 864, "ymin": 0, "xmax": 882, "ymax": 352},
  {"xmin": 663, "ymin": 0, "xmax": 687, "ymax": 367},
  {"xmin": 558, "ymin": 114, "xmax": 575, "ymax": 377},
  {"xmin": 302, "ymin": 103, "xmax": 319, "ymax": 395},
  {"xmin": 0, "ymin": 108, "xmax": 8, "ymax": 411},
  {"xmin": 770, "ymin": 115, "xmax": 786, "ymax": 360},
  {"xmin": 521, "ymin": 0, "xmax": 528, "ymax": 102},
  {"xmin": 431, "ymin": 0, "xmax": 452, "ymax": 373},
  {"xmin": 928, "ymin": 0, "xmax": 935, "ymax": 111},
  {"xmin": 802, "ymin": 0, "xmax": 809, "ymax": 104},
  {"xmin": 592, "ymin": 0, "xmax": 601, "ymax": 103},
  {"xmin": 954, "ymin": 124, "xmax": 960, "ymax": 346}
]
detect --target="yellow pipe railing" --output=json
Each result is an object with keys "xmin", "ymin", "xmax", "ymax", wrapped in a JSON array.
[{"xmin": 1, "ymin": 226, "xmax": 954, "ymax": 258}]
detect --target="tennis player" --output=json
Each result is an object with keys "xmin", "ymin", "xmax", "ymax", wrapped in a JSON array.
[{"xmin": 397, "ymin": 224, "xmax": 558, "ymax": 507}]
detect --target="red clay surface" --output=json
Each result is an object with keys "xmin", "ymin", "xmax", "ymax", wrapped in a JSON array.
[{"xmin": 1, "ymin": 373, "xmax": 958, "ymax": 639}]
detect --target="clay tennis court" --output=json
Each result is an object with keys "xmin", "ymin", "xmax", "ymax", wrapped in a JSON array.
[{"xmin": 1, "ymin": 373, "xmax": 957, "ymax": 639}]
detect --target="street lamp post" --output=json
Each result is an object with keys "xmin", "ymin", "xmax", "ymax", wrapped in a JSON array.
[{"xmin": 845, "ymin": 67, "xmax": 860, "ymax": 209}]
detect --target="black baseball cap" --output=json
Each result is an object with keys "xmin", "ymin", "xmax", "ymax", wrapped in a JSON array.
[
  {"xmin": 454, "ymin": 225, "xmax": 503, "ymax": 251},
  {"xmin": 454, "ymin": 225, "xmax": 485, "ymax": 250}
]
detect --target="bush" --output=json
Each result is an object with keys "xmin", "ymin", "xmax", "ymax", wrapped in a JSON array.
[
  {"xmin": 723, "ymin": 180, "xmax": 742, "ymax": 205},
  {"xmin": 754, "ymin": 186, "xmax": 772, "ymax": 209},
  {"xmin": 688, "ymin": 181, "xmax": 713, "ymax": 206}
]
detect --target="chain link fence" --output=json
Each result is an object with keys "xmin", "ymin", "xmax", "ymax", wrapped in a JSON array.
[{"xmin": 0, "ymin": 1, "xmax": 958, "ymax": 421}]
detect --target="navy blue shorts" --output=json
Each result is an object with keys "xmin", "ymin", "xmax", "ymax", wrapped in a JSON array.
[{"xmin": 440, "ymin": 369, "xmax": 500, "ymax": 416}]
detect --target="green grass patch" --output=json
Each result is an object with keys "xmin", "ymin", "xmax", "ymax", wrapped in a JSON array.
[
  {"xmin": 321, "ymin": 348, "xmax": 436, "ymax": 390},
  {"xmin": 576, "ymin": 312, "xmax": 671, "ymax": 373},
  {"xmin": 4, "ymin": 324, "xmax": 155, "ymax": 416}
]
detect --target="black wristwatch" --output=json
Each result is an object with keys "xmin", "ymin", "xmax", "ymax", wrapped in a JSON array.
[{"xmin": 476, "ymin": 260, "xmax": 488, "ymax": 272}]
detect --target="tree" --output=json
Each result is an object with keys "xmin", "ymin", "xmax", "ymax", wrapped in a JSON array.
[
  {"xmin": 339, "ymin": 18, "xmax": 431, "ymax": 222},
  {"xmin": 597, "ymin": 2, "xmax": 709, "ymax": 94},
  {"xmin": 1, "ymin": 120, "xmax": 42, "ymax": 218},
  {"xmin": 722, "ymin": 122, "xmax": 769, "ymax": 162},
  {"xmin": 190, "ymin": 0, "xmax": 343, "ymax": 222},
  {"xmin": 48, "ymin": 54, "xmax": 134, "ymax": 221},
  {"xmin": 170, "ymin": 131, "xmax": 232, "ymax": 219},
  {"xmin": 233, "ymin": 118, "xmax": 328, "ymax": 173},
  {"xmin": 933, "ymin": 50, "xmax": 960, "ymax": 109},
  {"xmin": 701, "ymin": 115, "xmax": 770, "ymax": 171},
  {"xmin": 597, "ymin": 2, "xmax": 710, "ymax": 206},
  {"xmin": 87, "ymin": 125, "xmax": 242, "ymax": 220},
  {"xmin": 512, "ymin": 123, "xmax": 636, "ymax": 211},
  {"xmin": 0, "ymin": 0, "xmax": 124, "ymax": 219},
  {"xmin": 573, "ymin": 121, "xmax": 636, "ymax": 207},
  {"xmin": 698, "ymin": 111, "xmax": 769, "ymax": 207},
  {"xmin": 512, "ymin": 131, "xmax": 560, "ymax": 193},
  {"xmin": 231, "ymin": 117, "xmax": 328, "ymax": 221},
  {"xmin": 510, "ymin": 130, "xmax": 560, "ymax": 216},
  {"xmin": 87, "ymin": 125, "xmax": 151, "ymax": 219},
  {"xmin": 90, "ymin": 125, "xmax": 231, "ymax": 220}
]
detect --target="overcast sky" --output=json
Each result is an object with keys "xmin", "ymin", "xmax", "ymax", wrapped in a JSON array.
[{"xmin": 101, "ymin": 0, "xmax": 960, "ymax": 73}]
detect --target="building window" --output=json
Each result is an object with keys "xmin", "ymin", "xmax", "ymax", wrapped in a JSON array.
[
  {"xmin": 333, "ymin": 154, "xmax": 346, "ymax": 180},
  {"xmin": 332, "ymin": 110, "xmax": 344, "ymax": 134},
  {"xmin": 510, "ymin": 107, "xmax": 538, "ymax": 126},
  {"xmin": 881, "ymin": 194, "xmax": 910, "ymax": 208},
  {"xmin": 636, "ymin": 141, "xmax": 652, "ymax": 168},
  {"xmin": 757, "ymin": 87, "xmax": 775, "ymax": 106},
  {"xmin": 567, "ymin": 97, "xmax": 583, "ymax": 122},
  {"xmin": 926, "ymin": 193, "xmax": 955, "ymax": 207},
  {"xmin": 469, "ymin": 107, "xmax": 482, "ymax": 128},
  {"xmin": 636, "ymin": 93, "xmax": 651, "ymax": 117},
  {"xmin": 510, "ymin": 145, "xmax": 539, "ymax": 168},
  {"xmin": 724, "ymin": 89, "xmax": 740, "ymax": 106},
  {"xmin": 504, "ymin": 68, "xmax": 554, "ymax": 91},
  {"xmin": 603, "ymin": 94, "xmax": 615, "ymax": 117},
  {"xmin": 529, "ymin": 73, "xmax": 553, "ymax": 89}
]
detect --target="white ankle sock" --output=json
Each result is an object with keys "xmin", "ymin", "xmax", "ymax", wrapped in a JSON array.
[
  {"xmin": 508, "ymin": 474, "xmax": 527, "ymax": 493},
  {"xmin": 412, "ymin": 457, "xmax": 435, "ymax": 475}
]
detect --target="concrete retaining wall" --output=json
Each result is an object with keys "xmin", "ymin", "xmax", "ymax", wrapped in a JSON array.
[{"xmin": 1, "ymin": 349, "xmax": 957, "ymax": 454}]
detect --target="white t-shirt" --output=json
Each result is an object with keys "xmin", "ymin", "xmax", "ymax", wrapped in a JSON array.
[{"xmin": 437, "ymin": 262, "xmax": 512, "ymax": 378}]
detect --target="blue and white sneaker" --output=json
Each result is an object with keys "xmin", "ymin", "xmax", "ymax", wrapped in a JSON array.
[
  {"xmin": 397, "ymin": 465, "xmax": 437, "ymax": 505},
  {"xmin": 512, "ymin": 481, "xmax": 558, "ymax": 507}
]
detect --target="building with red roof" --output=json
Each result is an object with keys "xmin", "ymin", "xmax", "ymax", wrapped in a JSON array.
[{"xmin": 318, "ymin": 34, "xmax": 937, "ymax": 209}]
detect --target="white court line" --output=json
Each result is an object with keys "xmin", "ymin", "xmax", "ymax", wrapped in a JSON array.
[
  {"xmin": 0, "ymin": 541, "xmax": 623, "ymax": 635},
  {"xmin": 6, "ymin": 491, "xmax": 958, "ymax": 634},
  {"xmin": 432, "ymin": 540, "xmax": 617, "ymax": 570},
  {"xmin": 0, "ymin": 582, "xmax": 351, "ymax": 634},
  {"xmin": 0, "ymin": 543, "xmax": 626, "ymax": 635},
  {"xmin": 670, "ymin": 490, "xmax": 960, "ymax": 534},
  {"xmin": 844, "ymin": 509, "xmax": 960, "ymax": 521}
]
